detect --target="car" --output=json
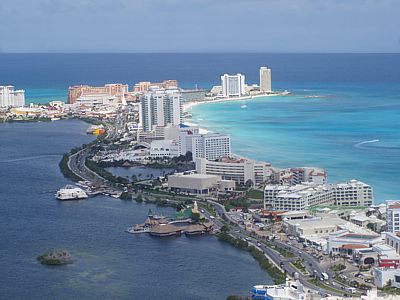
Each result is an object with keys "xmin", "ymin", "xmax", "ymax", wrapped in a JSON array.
[{"xmin": 257, "ymin": 242, "xmax": 262, "ymax": 247}]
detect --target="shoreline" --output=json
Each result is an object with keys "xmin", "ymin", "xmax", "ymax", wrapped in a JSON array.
[{"xmin": 182, "ymin": 91, "xmax": 290, "ymax": 113}]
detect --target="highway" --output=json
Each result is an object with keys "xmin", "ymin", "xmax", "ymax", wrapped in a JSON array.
[{"xmin": 204, "ymin": 199, "xmax": 353, "ymax": 297}]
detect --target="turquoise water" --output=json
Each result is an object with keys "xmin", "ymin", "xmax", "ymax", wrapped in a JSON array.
[{"xmin": 190, "ymin": 83, "xmax": 400, "ymax": 203}]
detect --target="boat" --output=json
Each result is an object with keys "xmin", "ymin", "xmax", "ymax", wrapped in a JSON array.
[
  {"xmin": 56, "ymin": 185, "xmax": 88, "ymax": 200},
  {"xmin": 50, "ymin": 117, "xmax": 61, "ymax": 121},
  {"xmin": 241, "ymin": 104, "xmax": 247, "ymax": 108},
  {"xmin": 126, "ymin": 225, "xmax": 150, "ymax": 234}
]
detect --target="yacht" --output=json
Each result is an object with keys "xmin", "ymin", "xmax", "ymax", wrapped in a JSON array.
[{"xmin": 56, "ymin": 185, "xmax": 88, "ymax": 200}]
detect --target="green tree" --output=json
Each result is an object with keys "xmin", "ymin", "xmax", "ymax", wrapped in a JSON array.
[
  {"xmin": 131, "ymin": 175, "xmax": 138, "ymax": 183},
  {"xmin": 245, "ymin": 179, "xmax": 254, "ymax": 188}
]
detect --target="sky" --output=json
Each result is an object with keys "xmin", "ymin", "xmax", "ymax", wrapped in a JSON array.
[{"xmin": 0, "ymin": 0, "xmax": 399, "ymax": 53}]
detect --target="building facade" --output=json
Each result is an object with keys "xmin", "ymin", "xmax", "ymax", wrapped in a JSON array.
[
  {"xmin": 140, "ymin": 90, "xmax": 182, "ymax": 132},
  {"xmin": 264, "ymin": 183, "xmax": 334, "ymax": 211},
  {"xmin": 264, "ymin": 180, "xmax": 374, "ymax": 211},
  {"xmin": 195, "ymin": 157, "xmax": 272, "ymax": 185},
  {"xmin": 133, "ymin": 80, "xmax": 178, "ymax": 92},
  {"xmin": 67, "ymin": 84, "xmax": 128, "ymax": 104},
  {"xmin": 0, "ymin": 86, "xmax": 25, "ymax": 107},
  {"xmin": 386, "ymin": 200, "xmax": 400, "ymax": 233},
  {"xmin": 191, "ymin": 133, "xmax": 231, "ymax": 161},
  {"xmin": 259, "ymin": 67, "xmax": 272, "ymax": 92},
  {"xmin": 279, "ymin": 167, "xmax": 327, "ymax": 185},
  {"xmin": 221, "ymin": 74, "xmax": 246, "ymax": 98},
  {"xmin": 333, "ymin": 180, "xmax": 374, "ymax": 207}
]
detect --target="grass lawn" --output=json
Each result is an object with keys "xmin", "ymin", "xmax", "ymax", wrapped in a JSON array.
[{"xmin": 247, "ymin": 189, "xmax": 264, "ymax": 199}]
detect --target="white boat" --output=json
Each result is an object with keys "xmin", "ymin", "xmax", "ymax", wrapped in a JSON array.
[
  {"xmin": 126, "ymin": 226, "xmax": 150, "ymax": 234},
  {"xmin": 241, "ymin": 104, "xmax": 247, "ymax": 108},
  {"xmin": 56, "ymin": 185, "xmax": 88, "ymax": 200},
  {"xmin": 51, "ymin": 117, "xmax": 61, "ymax": 121}
]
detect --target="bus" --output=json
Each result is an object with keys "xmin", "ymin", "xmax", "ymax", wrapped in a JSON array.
[{"xmin": 321, "ymin": 273, "xmax": 329, "ymax": 281}]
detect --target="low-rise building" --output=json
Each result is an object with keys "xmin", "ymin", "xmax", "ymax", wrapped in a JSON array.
[
  {"xmin": 333, "ymin": 180, "xmax": 374, "ymax": 207},
  {"xmin": 264, "ymin": 180, "xmax": 374, "ymax": 211},
  {"xmin": 327, "ymin": 231, "xmax": 383, "ymax": 256},
  {"xmin": 374, "ymin": 267, "xmax": 400, "ymax": 288},
  {"xmin": 284, "ymin": 216, "xmax": 347, "ymax": 238},
  {"xmin": 149, "ymin": 140, "xmax": 179, "ymax": 158},
  {"xmin": 279, "ymin": 167, "xmax": 327, "ymax": 185},
  {"xmin": 196, "ymin": 157, "xmax": 272, "ymax": 186},
  {"xmin": 385, "ymin": 232, "xmax": 400, "ymax": 255},
  {"xmin": 168, "ymin": 173, "xmax": 235, "ymax": 195},
  {"xmin": 264, "ymin": 183, "xmax": 334, "ymax": 211}
]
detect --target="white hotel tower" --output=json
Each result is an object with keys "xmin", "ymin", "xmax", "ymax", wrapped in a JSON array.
[
  {"xmin": 259, "ymin": 67, "xmax": 272, "ymax": 92},
  {"xmin": 140, "ymin": 90, "xmax": 182, "ymax": 132},
  {"xmin": 0, "ymin": 85, "xmax": 25, "ymax": 107},
  {"xmin": 221, "ymin": 73, "xmax": 246, "ymax": 98}
]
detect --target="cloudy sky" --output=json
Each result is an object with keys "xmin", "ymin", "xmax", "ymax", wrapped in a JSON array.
[{"xmin": 0, "ymin": 0, "xmax": 399, "ymax": 53}]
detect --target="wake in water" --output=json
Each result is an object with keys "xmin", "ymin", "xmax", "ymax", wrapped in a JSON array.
[
  {"xmin": 354, "ymin": 139, "xmax": 380, "ymax": 148},
  {"xmin": 0, "ymin": 154, "xmax": 60, "ymax": 163}
]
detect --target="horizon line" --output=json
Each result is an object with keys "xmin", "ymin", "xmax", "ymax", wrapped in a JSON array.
[{"xmin": 1, "ymin": 51, "xmax": 400, "ymax": 55}]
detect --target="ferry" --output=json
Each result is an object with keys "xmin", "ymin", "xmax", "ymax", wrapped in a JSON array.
[{"xmin": 56, "ymin": 185, "xmax": 88, "ymax": 200}]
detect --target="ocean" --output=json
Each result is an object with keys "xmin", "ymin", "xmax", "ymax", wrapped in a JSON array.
[
  {"xmin": 2, "ymin": 53, "xmax": 396, "ymax": 201},
  {"xmin": 0, "ymin": 120, "xmax": 269, "ymax": 299},
  {"xmin": 0, "ymin": 53, "xmax": 399, "ymax": 298}
]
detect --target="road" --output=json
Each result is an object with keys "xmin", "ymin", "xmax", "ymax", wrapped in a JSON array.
[
  {"xmin": 203, "ymin": 199, "xmax": 351, "ymax": 297},
  {"xmin": 67, "ymin": 107, "xmax": 127, "ymax": 187}
]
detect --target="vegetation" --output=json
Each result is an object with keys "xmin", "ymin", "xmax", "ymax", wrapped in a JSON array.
[
  {"xmin": 246, "ymin": 189, "xmax": 264, "ymax": 200},
  {"xmin": 292, "ymin": 259, "xmax": 307, "ymax": 274},
  {"xmin": 381, "ymin": 280, "xmax": 400, "ymax": 295},
  {"xmin": 85, "ymin": 159, "xmax": 129, "ymax": 185},
  {"xmin": 265, "ymin": 242, "xmax": 294, "ymax": 258},
  {"xmin": 331, "ymin": 263, "xmax": 346, "ymax": 272},
  {"xmin": 119, "ymin": 192, "xmax": 132, "ymax": 201},
  {"xmin": 37, "ymin": 250, "xmax": 72, "ymax": 266},
  {"xmin": 216, "ymin": 233, "xmax": 285, "ymax": 284},
  {"xmin": 135, "ymin": 193, "xmax": 143, "ymax": 203},
  {"xmin": 59, "ymin": 153, "xmax": 83, "ymax": 181},
  {"xmin": 310, "ymin": 279, "xmax": 345, "ymax": 294},
  {"xmin": 226, "ymin": 296, "xmax": 248, "ymax": 300}
]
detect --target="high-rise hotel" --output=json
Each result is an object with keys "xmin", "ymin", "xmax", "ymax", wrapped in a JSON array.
[
  {"xmin": 259, "ymin": 67, "xmax": 272, "ymax": 92},
  {"xmin": 0, "ymin": 86, "xmax": 25, "ymax": 107},
  {"xmin": 140, "ymin": 90, "xmax": 182, "ymax": 132},
  {"xmin": 221, "ymin": 74, "xmax": 246, "ymax": 98}
]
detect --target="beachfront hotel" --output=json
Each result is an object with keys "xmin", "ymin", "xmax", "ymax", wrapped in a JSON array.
[
  {"xmin": 259, "ymin": 67, "xmax": 272, "ymax": 92},
  {"xmin": 0, "ymin": 86, "xmax": 25, "ymax": 107},
  {"xmin": 333, "ymin": 179, "xmax": 374, "ymax": 207},
  {"xmin": 67, "ymin": 84, "xmax": 129, "ymax": 104},
  {"xmin": 221, "ymin": 73, "xmax": 246, "ymax": 98},
  {"xmin": 133, "ymin": 80, "xmax": 179, "ymax": 92},
  {"xmin": 140, "ymin": 90, "xmax": 182, "ymax": 132},
  {"xmin": 189, "ymin": 133, "xmax": 231, "ymax": 161},
  {"xmin": 264, "ymin": 180, "xmax": 374, "ymax": 211},
  {"xmin": 195, "ymin": 157, "xmax": 272, "ymax": 185}
]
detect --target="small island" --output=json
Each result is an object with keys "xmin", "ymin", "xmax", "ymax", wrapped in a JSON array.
[{"xmin": 37, "ymin": 249, "xmax": 73, "ymax": 266}]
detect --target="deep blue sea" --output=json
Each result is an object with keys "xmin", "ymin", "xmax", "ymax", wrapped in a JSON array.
[
  {"xmin": 0, "ymin": 120, "xmax": 269, "ymax": 299},
  {"xmin": 2, "ymin": 53, "xmax": 397, "ymax": 202},
  {"xmin": 0, "ymin": 53, "xmax": 399, "ymax": 298}
]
